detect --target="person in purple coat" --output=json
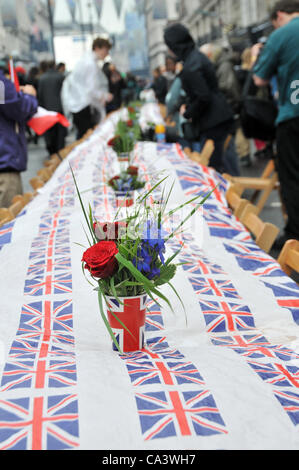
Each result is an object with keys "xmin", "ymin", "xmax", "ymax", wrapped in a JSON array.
[{"xmin": 0, "ymin": 68, "xmax": 38, "ymax": 208}]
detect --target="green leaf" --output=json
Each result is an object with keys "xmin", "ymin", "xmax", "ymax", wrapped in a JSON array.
[
  {"xmin": 155, "ymin": 264, "xmax": 177, "ymax": 287},
  {"xmin": 115, "ymin": 253, "xmax": 173, "ymax": 311}
]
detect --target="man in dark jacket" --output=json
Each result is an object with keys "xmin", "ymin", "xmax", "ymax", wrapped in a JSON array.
[
  {"xmin": 0, "ymin": 70, "xmax": 38, "ymax": 207},
  {"xmin": 38, "ymin": 60, "xmax": 66, "ymax": 155},
  {"xmin": 164, "ymin": 24, "xmax": 234, "ymax": 172},
  {"xmin": 254, "ymin": 0, "xmax": 299, "ymax": 247}
]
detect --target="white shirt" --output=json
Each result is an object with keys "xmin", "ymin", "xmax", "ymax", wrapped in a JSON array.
[{"xmin": 61, "ymin": 51, "xmax": 109, "ymax": 116}]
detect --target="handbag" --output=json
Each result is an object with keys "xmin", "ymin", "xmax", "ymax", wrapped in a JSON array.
[{"xmin": 240, "ymin": 72, "xmax": 278, "ymax": 141}]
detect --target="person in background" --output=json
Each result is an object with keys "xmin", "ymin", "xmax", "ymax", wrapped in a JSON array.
[
  {"xmin": 61, "ymin": 37, "xmax": 113, "ymax": 139},
  {"xmin": 253, "ymin": 0, "xmax": 299, "ymax": 247},
  {"xmin": 200, "ymin": 43, "xmax": 240, "ymax": 175},
  {"xmin": 234, "ymin": 48, "xmax": 253, "ymax": 167},
  {"xmin": 0, "ymin": 69, "xmax": 38, "ymax": 207},
  {"xmin": 26, "ymin": 66, "xmax": 40, "ymax": 91},
  {"xmin": 103, "ymin": 62, "xmax": 126, "ymax": 114},
  {"xmin": 38, "ymin": 60, "xmax": 66, "ymax": 155},
  {"xmin": 165, "ymin": 61, "xmax": 186, "ymax": 143},
  {"xmin": 164, "ymin": 24, "xmax": 233, "ymax": 173},
  {"xmin": 152, "ymin": 67, "xmax": 168, "ymax": 105},
  {"xmin": 38, "ymin": 60, "xmax": 49, "ymax": 78},
  {"xmin": 57, "ymin": 63, "xmax": 66, "ymax": 76},
  {"xmin": 164, "ymin": 55, "xmax": 177, "ymax": 91}
]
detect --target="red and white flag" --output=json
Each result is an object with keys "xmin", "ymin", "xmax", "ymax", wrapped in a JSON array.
[
  {"xmin": 27, "ymin": 106, "xmax": 70, "ymax": 135},
  {"xmin": 9, "ymin": 57, "xmax": 20, "ymax": 92}
]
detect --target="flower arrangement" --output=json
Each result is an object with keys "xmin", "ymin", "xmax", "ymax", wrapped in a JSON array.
[
  {"xmin": 72, "ymin": 165, "xmax": 214, "ymax": 354},
  {"xmin": 108, "ymin": 166, "xmax": 146, "ymax": 193}
]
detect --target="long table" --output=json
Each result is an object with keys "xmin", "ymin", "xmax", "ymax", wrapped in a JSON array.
[{"xmin": 0, "ymin": 107, "xmax": 299, "ymax": 450}]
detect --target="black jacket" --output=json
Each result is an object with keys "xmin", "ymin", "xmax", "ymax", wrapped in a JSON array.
[
  {"xmin": 38, "ymin": 69, "xmax": 65, "ymax": 113},
  {"xmin": 164, "ymin": 24, "xmax": 233, "ymax": 136}
]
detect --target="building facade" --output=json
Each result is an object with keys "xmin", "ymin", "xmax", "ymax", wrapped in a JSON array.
[
  {"xmin": 144, "ymin": 0, "xmax": 180, "ymax": 71},
  {"xmin": 145, "ymin": 0, "xmax": 277, "ymax": 71},
  {"xmin": 0, "ymin": 0, "xmax": 53, "ymax": 64}
]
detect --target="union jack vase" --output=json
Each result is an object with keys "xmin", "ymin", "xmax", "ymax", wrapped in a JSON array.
[
  {"xmin": 115, "ymin": 190, "xmax": 135, "ymax": 208},
  {"xmin": 118, "ymin": 152, "xmax": 130, "ymax": 163},
  {"xmin": 106, "ymin": 294, "xmax": 148, "ymax": 352}
]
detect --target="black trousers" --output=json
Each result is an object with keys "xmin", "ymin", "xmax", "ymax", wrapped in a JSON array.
[
  {"xmin": 73, "ymin": 106, "xmax": 100, "ymax": 139},
  {"xmin": 276, "ymin": 116, "xmax": 299, "ymax": 238},
  {"xmin": 44, "ymin": 123, "xmax": 66, "ymax": 156}
]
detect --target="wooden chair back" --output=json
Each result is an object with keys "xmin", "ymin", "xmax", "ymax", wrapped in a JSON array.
[
  {"xmin": 223, "ymin": 160, "xmax": 279, "ymax": 215},
  {"xmin": 278, "ymin": 240, "xmax": 299, "ymax": 279},
  {"xmin": 226, "ymin": 184, "xmax": 249, "ymax": 219},
  {"xmin": 0, "ymin": 208, "xmax": 13, "ymax": 227},
  {"xmin": 240, "ymin": 203, "xmax": 280, "ymax": 253},
  {"xmin": 30, "ymin": 177, "xmax": 44, "ymax": 191},
  {"xmin": 189, "ymin": 140, "xmax": 215, "ymax": 166}
]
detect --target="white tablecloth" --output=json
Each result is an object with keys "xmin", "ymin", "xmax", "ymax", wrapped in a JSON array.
[{"xmin": 0, "ymin": 107, "xmax": 299, "ymax": 450}]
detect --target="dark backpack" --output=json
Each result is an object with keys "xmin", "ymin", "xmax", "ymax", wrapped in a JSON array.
[{"xmin": 240, "ymin": 72, "xmax": 278, "ymax": 141}]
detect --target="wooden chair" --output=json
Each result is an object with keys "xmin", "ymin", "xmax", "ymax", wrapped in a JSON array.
[
  {"xmin": 226, "ymin": 184, "xmax": 249, "ymax": 219},
  {"xmin": 8, "ymin": 199, "xmax": 25, "ymax": 218},
  {"xmin": 278, "ymin": 240, "xmax": 299, "ymax": 279},
  {"xmin": 44, "ymin": 153, "xmax": 61, "ymax": 170},
  {"xmin": 30, "ymin": 177, "xmax": 44, "ymax": 191},
  {"xmin": 183, "ymin": 147, "xmax": 192, "ymax": 158},
  {"xmin": 0, "ymin": 208, "xmax": 14, "ymax": 227},
  {"xmin": 223, "ymin": 159, "xmax": 279, "ymax": 214},
  {"xmin": 239, "ymin": 203, "xmax": 280, "ymax": 253},
  {"xmin": 189, "ymin": 140, "xmax": 215, "ymax": 167},
  {"xmin": 37, "ymin": 167, "xmax": 54, "ymax": 183}
]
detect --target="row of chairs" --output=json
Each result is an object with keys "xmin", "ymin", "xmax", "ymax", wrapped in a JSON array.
[
  {"xmin": 226, "ymin": 183, "xmax": 299, "ymax": 282},
  {"xmin": 0, "ymin": 129, "xmax": 95, "ymax": 228}
]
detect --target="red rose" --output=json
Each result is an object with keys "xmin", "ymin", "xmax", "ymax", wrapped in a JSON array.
[
  {"xmin": 127, "ymin": 166, "xmax": 139, "ymax": 176},
  {"xmin": 82, "ymin": 241, "xmax": 118, "ymax": 279},
  {"xmin": 128, "ymin": 107, "xmax": 135, "ymax": 114},
  {"xmin": 107, "ymin": 136, "xmax": 120, "ymax": 147},
  {"xmin": 94, "ymin": 221, "xmax": 127, "ymax": 240},
  {"xmin": 127, "ymin": 119, "xmax": 133, "ymax": 127},
  {"xmin": 108, "ymin": 175, "xmax": 120, "ymax": 186}
]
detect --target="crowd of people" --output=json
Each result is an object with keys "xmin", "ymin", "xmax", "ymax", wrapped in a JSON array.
[
  {"xmin": 0, "ymin": 37, "xmax": 142, "ymax": 208},
  {"xmin": 150, "ymin": 0, "xmax": 299, "ymax": 249}
]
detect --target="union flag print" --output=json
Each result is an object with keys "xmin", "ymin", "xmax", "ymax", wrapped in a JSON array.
[
  {"xmin": 211, "ymin": 334, "xmax": 299, "ymax": 361},
  {"xmin": 189, "ymin": 276, "xmax": 241, "ymax": 299},
  {"xmin": 199, "ymin": 299, "xmax": 255, "ymax": 333},
  {"xmin": 224, "ymin": 241, "xmax": 284, "ymax": 277},
  {"xmin": 248, "ymin": 360, "xmax": 299, "ymax": 388},
  {"xmin": 274, "ymin": 389, "xmax": 299, "ymax": 426},
  {"xmin": 264, "ymin": 281, "xmax": 299, "ymax": 325},
  {"xmin": 0, "ymin": 221, "xmax": 14, "ymax": 251},
  {"xmin": 135, "ymin": 389, "xmax": 227, "ymax": 440},
  {"xmin": 0, "ymin": 394, "xmax": 79, "ymax": 450}
]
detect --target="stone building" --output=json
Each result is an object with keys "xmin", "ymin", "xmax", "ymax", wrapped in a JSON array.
[
  {"xmin": 0, "ymin": 0, "xmax": 53, "ymax": 64},
  {"xmin": 145, "ymin": 0, "xmax": 277, "ymax": 71}
]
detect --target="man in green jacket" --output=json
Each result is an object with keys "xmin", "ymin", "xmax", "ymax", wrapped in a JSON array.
[{"xmin": 254, "ymin": 0, "xmax": 299, "ymax": 248}]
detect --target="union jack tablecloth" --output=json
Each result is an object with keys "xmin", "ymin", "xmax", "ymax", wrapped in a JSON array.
[{"xmin": 0, "ymin": 107, "xmax": 299, "ymax": 451}]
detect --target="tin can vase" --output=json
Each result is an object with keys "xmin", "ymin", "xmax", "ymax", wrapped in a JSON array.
[
  {"xmin": 115, "ymin": 190, "xmax": 135, "ymax": 208},
  {"xmin": 106, "ymin": 294, "xmax": 148, "ymax": 352},
  {"xmin": 117, "ymin": 152, "xmax": 130, "ymax": 163}
]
